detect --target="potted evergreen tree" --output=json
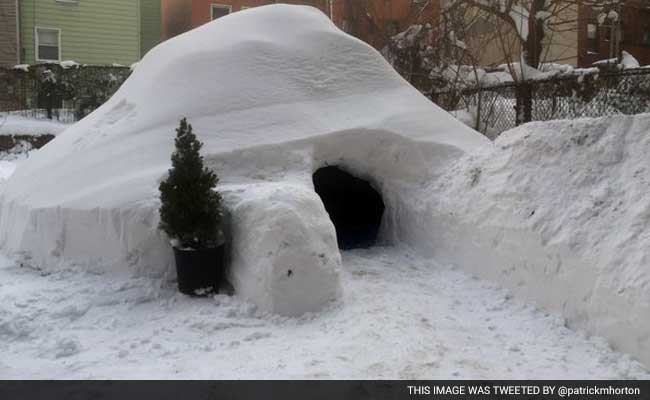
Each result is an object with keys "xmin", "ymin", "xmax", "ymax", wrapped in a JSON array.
[{"xmin": 159, "ymin": 118, "xmax": 225, "ymax": 295}]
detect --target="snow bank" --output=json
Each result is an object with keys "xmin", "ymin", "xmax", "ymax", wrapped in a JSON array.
[
  {"xmin": 0, "ymin": 161, "xmax": 16, "ymax": 181},
  {"xmin": 0, "ymin": 5, "xmax": 485, "ymax": 315},
  {"xmin": 621, "ymin": 51, "xmax": 641, "ymax": 69},
  {"xmin": 427, "ymin": 114, "xmax": 650, "ymax": 366},
  {"xmin": 0, "ymin": 115, "xmax": 69, "ymax": 136}
]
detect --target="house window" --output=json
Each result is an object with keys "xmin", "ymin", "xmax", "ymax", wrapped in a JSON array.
[
  {"xmin": 342, "ymin": 19, "xmax": 351, "ymax": 33},
  {"xmin": 587, "ymin": 21, "xmax": 598, "ymax": 53},
  {"xmin": 211, "ymin": 4, "xmax": 231, "ymax": 20},
  {"xmin": 35, "ymin": 27, "xmax": 61, "ymax": 62}
]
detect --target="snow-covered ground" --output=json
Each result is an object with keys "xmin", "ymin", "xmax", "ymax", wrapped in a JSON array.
[
  {"xmin": 430, "ymin": 113, "xmax": 650, "ymax": 368},
  {"xmin": 2, "ymin": 5, "xmax": 650, "ymax": 378},
  {"xmin": 0, "ymin": 161, "xmax": 16, "ymax": 182},
  {"xmin": 1, "ymin": 247, "xmax": 647, "ymax": 379}
]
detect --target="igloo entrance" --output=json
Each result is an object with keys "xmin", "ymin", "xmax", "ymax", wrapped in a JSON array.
[{"xmin": 313, "ymin": 166, "xmax": 385, "ymax": 250}]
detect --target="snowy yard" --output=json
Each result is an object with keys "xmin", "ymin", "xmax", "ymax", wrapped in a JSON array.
[
  {"xmin": 1, "ymin": 247, "xmax": 646, "ymax": 379},
  {"xmin": 2, "ymin": 5, "xmax": 650, "ymax": 380}
]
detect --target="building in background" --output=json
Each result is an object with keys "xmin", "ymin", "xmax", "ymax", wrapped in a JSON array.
[
  {"xmin": 140, "ymin": 0, "xmax": 163, "ymax": 60},
  {"xmin": 340, "ymin": 0, "xmax": 439, "ymax": 50},
  {"xmin": 0, "ymin": 0, "xmax": 19, "ymax": 67},
  {"xmin": 162, "ymin": 0, "xmax": 332, "ymax": 41},
  {"xmin": 12, "ymin": 0, "xmax": 161, "ymax": 67},
  {"xmin": 454, "ymin": 1, "xmax": 578, "ymax": 67},
  {"xmin": 578, "ymin": 0, "xmax": 650, "ymax": 67},
  {"xmin": 462, "ymin": 5, "xmax": 579, "ymax": 67},
  {"xmin": 160, "ymin": 0, "xmax": 437, "ymax": 51}
]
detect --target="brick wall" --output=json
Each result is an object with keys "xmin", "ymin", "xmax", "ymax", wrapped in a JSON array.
[
  {"xmin": 578, "ymin": 1, "xmax": 650, "ymax": 67},
  {"xmin": 161, "ymin": 0, "xmax": 193, "ymax": 40}
]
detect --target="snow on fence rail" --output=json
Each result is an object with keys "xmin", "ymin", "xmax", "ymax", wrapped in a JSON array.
[
  {"xmin": 430, "ymin": 67, "xmax": 650, "ymax": 139},
  {"xmin": 0, "ymin": 63, "xmax": 132, "ymax": 123}
]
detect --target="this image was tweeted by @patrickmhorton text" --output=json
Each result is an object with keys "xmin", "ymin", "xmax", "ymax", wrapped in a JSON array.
[{"xmin": 406, "ymin": 383, "xmax": 643, "ymax": 397}]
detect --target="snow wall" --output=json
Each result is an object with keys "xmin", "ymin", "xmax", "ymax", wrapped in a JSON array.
[
  {"xmin": 0, "ymin": 5, "xmax": 487, "ymax": 316},
  {"xmin": 427, "ymin": 115, "xmax": 650, "ymax": 367}
]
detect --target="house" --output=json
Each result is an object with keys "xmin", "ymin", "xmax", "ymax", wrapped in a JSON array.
[
  {"xmin": 578, "ymin": 0, "xmax": 650, "ymax": 67},
  {"xmin": 162, "ymin": 1, "xmax": 331, "ymax": 41},
  {"xmin": 161, "ymin": 0, "xmax": 438, "ymax": 50},
  {"xmin": 13, "ymin": 0, "xmax": 161, "ymax": 67},
  {"xmin": 0, "ymin": 0, "xmax": 19, "ymax": 67},
  {"xmin": 459, "ymin": 3, "xmax": 579, "ymax": 68}
]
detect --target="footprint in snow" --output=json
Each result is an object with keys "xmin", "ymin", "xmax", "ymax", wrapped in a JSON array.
[
  {"xmin": 55, "ymin": 338, "xmax": 82, "ymax": 359},
  {"xmin": 243, "ymin": 332, "xmax": 272, "ymax": 342}
]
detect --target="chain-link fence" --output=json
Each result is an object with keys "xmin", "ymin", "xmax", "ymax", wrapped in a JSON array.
[
  {"xmin": 0, "ymin": 63, "xmax": 131, "ymax": 123},
  {"xmin": 430, "ymin": 68, "xmax": 650, "ymax": 139}
]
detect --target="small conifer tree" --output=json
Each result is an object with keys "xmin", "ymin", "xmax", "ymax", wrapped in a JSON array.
[{"xmin": 159, "ymin": 118, "xmax": 223, "ymax": 248}]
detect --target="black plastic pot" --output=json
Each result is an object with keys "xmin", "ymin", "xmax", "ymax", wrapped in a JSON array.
[{"xmin": 173, "ymin": 244, "xmax": 225, "ymax": 296}]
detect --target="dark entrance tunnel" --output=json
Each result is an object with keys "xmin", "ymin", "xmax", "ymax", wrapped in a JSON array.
[{"xmin": 313, "ymin": 166, "xmax": 385, "ymax": 250}]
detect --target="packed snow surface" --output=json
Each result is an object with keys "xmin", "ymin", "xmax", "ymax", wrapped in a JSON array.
[
  {"xmin": 0, "ymin": 162, "xmax": 16, "ymax": 181},
  {"xmin": 1, "ymin": 248, "xmax": 647, "ymax": 379},
  {"xmin": 0, "ymin": 5, "xmax": 486, "ymax": 316}
]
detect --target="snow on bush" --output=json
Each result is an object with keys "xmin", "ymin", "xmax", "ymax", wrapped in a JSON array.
[{"xmin": 0, "ymin": 5, "xmax": 485, "ymax": 316}]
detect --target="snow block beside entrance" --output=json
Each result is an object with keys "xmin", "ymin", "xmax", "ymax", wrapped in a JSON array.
[{"xmin": 224, "ymin": 183, "xmax": 341, "ymax": 316}]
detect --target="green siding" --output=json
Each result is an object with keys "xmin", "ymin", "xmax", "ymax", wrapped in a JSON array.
[
  {"xmin": 20, "ymin": 0, "xmax": 141, "ymax": 65},
  {"xmin": 139, "ymin": 0, "xmax": 161, "ymax": 57}
]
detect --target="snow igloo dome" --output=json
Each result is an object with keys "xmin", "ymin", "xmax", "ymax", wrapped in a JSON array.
[{"xmin": 0, "ymin": 5, "xmax": 488, "ymax": 316}]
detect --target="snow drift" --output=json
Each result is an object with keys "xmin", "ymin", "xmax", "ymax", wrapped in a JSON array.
[
  {"xmin": 0, "ymin": 5, "xmax": 486, "ymax": 315},
  {"xmin": 429, "ymin": 114, "xmax": 650, "ymax": 367},
  {"xmin": 0, "ymin": 115, "xmax": 69, "ymax": 137}
]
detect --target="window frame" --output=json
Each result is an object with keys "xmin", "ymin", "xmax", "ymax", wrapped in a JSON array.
[
  {"xmin": 35, "ymin": 26, "xmax": 62, "ymax": 62},
  {"xmin": 642, "ymin": 28, "xmax": 650, "ymax": 46},
  {"xmin": 586, "ymin": 20, "xmax": 599, "ymax": 54},
  {"xmin": 210, "ymin": 4, "xmax": 232, "ymax": 21}
]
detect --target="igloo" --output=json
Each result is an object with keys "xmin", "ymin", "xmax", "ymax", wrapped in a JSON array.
[{"xmin": 0, "ymin": 5, "xmax": 487, "ymax": 315}]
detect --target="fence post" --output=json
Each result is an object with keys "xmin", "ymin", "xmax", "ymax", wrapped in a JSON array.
[
  {"xmin": 475, "ymin": 90, "xmax": 482, "ymax": 132},
  {"xmin": 516, "ymin": 82, "xmax": 533, "ymax": 125},
  {"xmin": 46, "ymin": 93, "xmax": 53, "ymax": 120}
]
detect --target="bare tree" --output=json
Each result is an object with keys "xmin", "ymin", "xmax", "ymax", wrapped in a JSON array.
[
  {"xmin": 443, "ymin": 0, "xmax": 634, "ymax": 70},
  {"xmin": 342, "ymin": 0, "xmax": 440, "ymax": 50},
  {"xmin": 384, "ymin": 2, "xmax": 497, "ymax": 92}
]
